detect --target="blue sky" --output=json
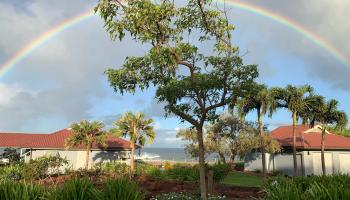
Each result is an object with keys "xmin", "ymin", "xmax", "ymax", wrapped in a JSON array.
[{"xmin": 0, "ymin": 0, "xmax": 349, "ymax": 147}]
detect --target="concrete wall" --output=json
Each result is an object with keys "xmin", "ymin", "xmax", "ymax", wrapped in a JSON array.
[
  {"xmin": 245, "ymin": 150, "xmax": 350, "ymax": 176},
  {"xmin": 25, "ymin": 149, "xmax": 131, "ymax": 170}
]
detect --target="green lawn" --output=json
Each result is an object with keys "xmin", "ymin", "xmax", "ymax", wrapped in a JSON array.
[{"xmin": 221, "ymin": 171, "xmax": 264, "ymax": 187}]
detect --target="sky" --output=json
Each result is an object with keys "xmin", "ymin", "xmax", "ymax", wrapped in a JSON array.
[{"xmin": 0, "ymin": 0, "xmax": 350, "ymax": 148}]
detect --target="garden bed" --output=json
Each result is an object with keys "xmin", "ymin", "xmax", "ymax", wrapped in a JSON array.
[
  {"xmin": 38, "ymin": 174, "xmax": 262, "ymax": 199},
  {"xmin": 138, "ymin": 176, "xmax": 262, "ymax": 199}
]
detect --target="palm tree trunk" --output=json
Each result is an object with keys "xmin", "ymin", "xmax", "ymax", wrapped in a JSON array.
[
  {"xmin": 196, "ymin": 126, "xmax": 208, "ymax": 200},
  {"xmin": 130, "ymin": 142, "xmax": 135, "ymax": 173},
  {"xmin": 85, "ymin": 147, "xmax": 91, "ymax": 170},
  {"xmin": 321, "ymin": 127, "xmax": 326, "ymax": 175},
  {"xmin": 292, "ymin": 112, "xmax": 298, "ymax": 176},
  {"xmin": 258, "ymin": 110, "xmax": 267, "ymax": 178}
]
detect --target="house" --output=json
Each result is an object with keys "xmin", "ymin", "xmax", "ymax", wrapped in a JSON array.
[
  {"xmin": 0, "ymin": 128, "xmax": 135, "ymax": 169},
  {"xmin": 244, "ymin": 125, "xmax": 350, "ymax": 176}
]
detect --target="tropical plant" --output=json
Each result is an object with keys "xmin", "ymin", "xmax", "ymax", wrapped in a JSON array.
[
  {"xmin": 302, "ymin": 98, "xmax": 348, "ymax": 175},
  {"xmin": 237, "ymin": 84, "xmax": 277, "ymax": 178},
  {"xmin": 65, "ymin": 120, "xmax": 107, "ymax": 170},
  {"xmin": 271, "ymin": 85, "xmax": 314, "ymax": 176},
  {"xmin": 112, "ymin": 112, "xmax": 155, "ymax": 173},
  {"xmin": 0, "ymin": 181, "xmax": 46, "ymax": 200},
  {"xmin": 48, "ymin": 178, "xmax": 99, "ymax": 200},
  {"xmin": 97, "ymin": 178, "xmax": 144, "ymax": 200},
  {"xmin": 95, "ymin": 0, "xmax": 258, "ymax": 198}
]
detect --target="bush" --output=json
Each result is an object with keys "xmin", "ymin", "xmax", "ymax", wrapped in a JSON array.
[
  {"xmin": 0, "ymin": 181, "xmax": 46, "ymax": 200},
  {"xmin": 150, "ymin": 192, "xmax": 227, "ymax": 200},
  {"xmin": 263, "ymin": 174, "xmax": 350, "ymax": 200},
  {"xmin": 207, "ymin": 163, "xmax": 230, "ymax": 182},
  {"xmin": 97, "ymin": 178, "xmax": 144, "ymax": 200},
  {"xmin": 100, "ymin": 161, "xmax": 131, "ymax": 176},
  {"xmin": 0, "ymin": 164, "xmax": 24, "ymax": 182},
  {"xmin": 141, "ymin": 162, "xmax": 230, "ymax": 182},
  {"xmin": 23, "ymin": 155, "xmax": 68, "ymax": 180}
]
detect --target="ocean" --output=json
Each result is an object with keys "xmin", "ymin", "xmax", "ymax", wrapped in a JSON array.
[{"xmin": 140, "ymin": 148, "xmax": 220, "ymax": 162}]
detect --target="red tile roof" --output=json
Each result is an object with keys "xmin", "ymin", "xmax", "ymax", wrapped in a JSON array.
[
  {"xmin": 0, "ymin": 129, "xmax": 133, "ymax": 150},
  {"xmin": 271, "ymin": 125, "xmax": 350, "ymax": 150}
]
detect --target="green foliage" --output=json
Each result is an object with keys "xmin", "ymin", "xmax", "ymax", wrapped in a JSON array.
[
  {"xmin": 0, "ymin": 164, "xmax": 24, "ymax": 182},
  {"xmin": 151, "ymin": 192, "xmax": 227, "ymax": 200},
  {"xmin": 100, "ymin": 161, "xmax": 131, "ymax": 176},
  {"xmin": 23, "ymin": 155, "xmax": 68, "ymax": 181},
  {"xmin": 141, "ymin": 162, "xmax": 230, "ymax": 182},
  {"xmin": 262, "ymin": 175, "xmax": 350, "ymax": 200},
  {"xmin": 112, "ymin": 112, "xmax": 155, "ymax": 145},
  {"xmin": 48, "ymin": 178, "xmax": 99, "ymax": 200},
  {"xmin": 65, "ymin": 120, "xmax": 107, "ymax": 170},
  {"xmin": 0, "ymin": 148, "xmax": 21, "ymax": 163},
  {"xmin": 0, "ymin": 181, "xmax": 46, "ymax": 200},
  {"xmin": 97, "ymin": 178, "xmax": 144, "ymax": 200}
]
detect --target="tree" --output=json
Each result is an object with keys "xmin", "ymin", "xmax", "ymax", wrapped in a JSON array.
[
  {"xmin": 209, "ymin": 113, "xmax": 250, "ymax": 163},
  {"xmin": 236, "ymin": 132, "xmax": 281, "ymax": 159},
  {"xmin": 96, "ymin": 0, "xmax": 258, "ymax": 198},
  {"xmin": 271, "ymin": 85, "xmax": 314, "ymax": 176},
  {"xmin": 176, "ymin": 127, "xmax": 230, "ymax": 163},
  {"xmin": 65, "ymin": 120, "xmax": 107, "ymax": 170},
  {"xmin": 113, "ymin": 112, "xmax": 155, "ymax": 173},
  {"xmin": 237, "ymin": 84, "xmax": 276, "ymax": 178},
  {"xmin": 302, "ymin": 98, "xmax": 348, "ymax": 175},
  {"xmin": 1, "ymin": 147, "xmax": 20, "ymax": 163}
]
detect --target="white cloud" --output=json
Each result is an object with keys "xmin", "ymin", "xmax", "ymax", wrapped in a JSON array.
[{"xmin": 0, "ymin": 83, "xmax": 22, "ymax": 105}]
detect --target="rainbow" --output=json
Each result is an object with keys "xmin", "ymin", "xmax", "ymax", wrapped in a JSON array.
[
  {"xmin": 0, "ymin": 1, "xmax": 348, "ymax": 78},
  {"xmin": 0, "ymin": 9, "xmax": 95, "ymax": 77}
]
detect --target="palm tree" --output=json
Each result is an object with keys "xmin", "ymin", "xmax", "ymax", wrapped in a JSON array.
[
  {"xmin": 113, "ymin": 112, "xmax": 155, "ymax": 173},
  {"xmin": 65, "ymin": 120, "xmax": 107, "ymax": 170},
  {"xmin": 303, "ymin": 99, "xmax": 348, "ymax": 175},
  {"xmin": 271, "ymin": 85, "xmax": 314, "ymax": 176},
  {"xmin": 238, "ymin": 84, "xmax": 277, "ymax": 178}
]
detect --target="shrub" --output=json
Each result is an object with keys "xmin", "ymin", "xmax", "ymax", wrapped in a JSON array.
[
  {"xmin": 207, "ymin": 163, "xmax": 230, "ymax": 182},
  {"xmin": 100, "ymin": 161, "xmax": 131, "ymax": 176},
  {"xmin": 136, "ymin": 161, "xmax": 161, "ymax": 176},
  {"xmin": 23, "ymin": 155, "xmax": 68, "ymax": 180},
  {"xmin": 0, "ymin": 181, "xmax": 46, "ymax": 200},
  {"xmin": 150, "ymin": 192, "xmax": 227, "ymax": 200},
  {"xmin": 97, "ymin": 178, "xmax": 144, "ymax": 200},
  {"xmin": 0, "ymin": 164, "xmax": 24, "ymax": 182},
  {"xmin": 48, "ymin": 178, "xmax": 99, "ymax": 200}
]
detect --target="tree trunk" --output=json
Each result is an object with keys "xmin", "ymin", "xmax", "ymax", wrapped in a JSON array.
[
  {"xmin": 292, "ymin": 112, "xmax": 298, "ymax": 176},
  {"xmin": 196, "ymin": 126, "xmax": 208, "ymax": 200},
  {"xmin": 258, "ymin": 110, "xmax": 267, "ymax": 178},
  {"xmin": 218, "ymin": 152, "xmax": 226, "ymax": 163},
  {"xmin": 85, "ymin": 147, "xmax": 91, "ymax": 170},
  {"xmin": 130, "ymin": 142, "xmax": 135, "ymax": 173},
  {"xmin": 321, "ymin": 127, "xmax": 326, "ymax": 176}
]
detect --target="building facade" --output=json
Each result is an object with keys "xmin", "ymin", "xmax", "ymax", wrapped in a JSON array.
[{"xmin": 245, "ymin": 125, "xmax": 350, "ymax": 176}]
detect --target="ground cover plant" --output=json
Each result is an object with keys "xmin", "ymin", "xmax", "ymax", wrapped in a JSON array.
[{"xmin": 262, "ymin": 174, "xmax": 350, "ymax": 200}]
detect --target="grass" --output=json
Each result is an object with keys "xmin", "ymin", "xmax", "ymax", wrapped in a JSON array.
[{"xmin": 221, "ymin": 171, "xmax": 263, "ymax": 187}]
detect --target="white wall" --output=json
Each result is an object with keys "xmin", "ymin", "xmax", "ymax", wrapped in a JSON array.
[
  {"xmin": 24, "ymin": 149, "xmax": 131, "ymax": 170},
  {"xmin": 245, "ymin": 151, "xmax": 350, "ymax": 176}
]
